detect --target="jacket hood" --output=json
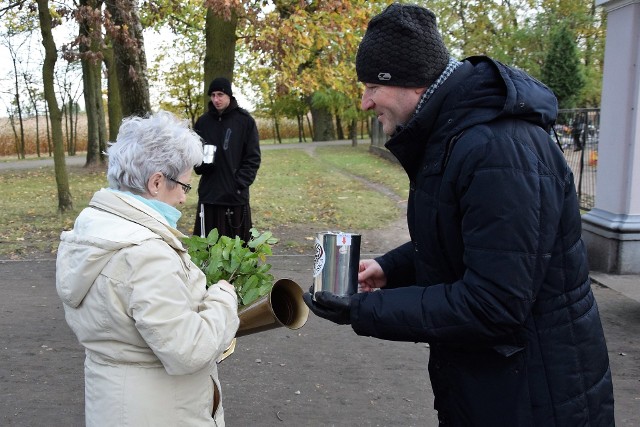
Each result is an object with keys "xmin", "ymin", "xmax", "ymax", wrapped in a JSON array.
[
  {"xmin": 386, "ymin": 56, "xmax": 558, "ymax": 177},
  {"xmin": 56, "ymin": 189, "xmax": 187, "ymax": 308}
]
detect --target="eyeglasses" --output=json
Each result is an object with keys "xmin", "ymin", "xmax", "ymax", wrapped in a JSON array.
[{"xmin": 163, "ymin": 173, "xmax": 192, "ymax": 194}]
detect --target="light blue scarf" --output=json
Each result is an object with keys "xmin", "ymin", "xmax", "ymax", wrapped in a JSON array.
[{"xmin": 109, "ymin": 189, "xmax": 182, "ymax": 228}]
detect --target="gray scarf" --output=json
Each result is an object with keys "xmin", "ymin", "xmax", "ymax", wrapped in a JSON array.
[{"xmin": 414, "ymin": 57, "xmax": 462, "ymax": 116}]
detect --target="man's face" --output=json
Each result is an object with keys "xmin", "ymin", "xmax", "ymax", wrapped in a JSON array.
[
  {"xmin": 361, "ymin": 84, "xmax": 425, "ymax": 135},
  {"xmin": 210, "ymin": 91, "xmax": 231, "ymax": 113}
]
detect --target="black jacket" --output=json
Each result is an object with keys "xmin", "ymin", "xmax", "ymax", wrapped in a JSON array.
[
  {"xmin": 194, "ymin": 98, "xmax": 261, "ymax": 206},
  {"xmin": 350, "ymin": 57, "xmax": 614, "ymax": 425}
]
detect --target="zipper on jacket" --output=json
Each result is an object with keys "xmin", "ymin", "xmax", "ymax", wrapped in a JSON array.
[{"xmin": 443, "ymin": 131, "xmax": 465, "ymax": 168}]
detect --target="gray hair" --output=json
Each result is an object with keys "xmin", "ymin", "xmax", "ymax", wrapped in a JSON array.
[{"xmin": 106, "ymin": 111, "xmax": 203, "ymax": 194}]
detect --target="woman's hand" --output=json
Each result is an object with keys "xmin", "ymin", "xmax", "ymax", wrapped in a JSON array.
[
  {"xmin": 215, "ymin": 280, "xmax": 236, "ymax": 295},
  {"xmin": 357, "ymin": 259, "xmax": 387, "ymax": 292}
]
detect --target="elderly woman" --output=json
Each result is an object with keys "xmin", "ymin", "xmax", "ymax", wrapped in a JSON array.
[{"xmin": 56, "ymin": 111, "xmax": 239, "ymax": 426}]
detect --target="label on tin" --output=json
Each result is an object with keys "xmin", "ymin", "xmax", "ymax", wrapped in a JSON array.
[
  {"xmin": 336, "ymin": 233, "xmax": 352, "ymax": 246},
  {"xmin": 313, "ymin": 237, "xmax": 325, "ymax": 277}
]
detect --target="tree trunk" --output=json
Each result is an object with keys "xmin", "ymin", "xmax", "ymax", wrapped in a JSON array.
[
  {"xmin": 105, "ymin": 0, "xmax": 151, "ymax": 117},
  {"xmin": 37, "ymin": 0, "xmax": 73, "ymax": 212},
  {"xmin": 80, "ymin": 0, "xmax": 104, "ymax": 167},
  {"xmin": 309, "ymin": 105, "xmax": 335, "ymax": 141},
  {"xmin": 9, "ymin": 114, "xmax": 19, "ymax": 159},
  {"xmin": 35, "ymin": 112, "xmax": 41, "ymax": 156},
  {"xmin": 97, "ymin": 89, "xmax": 108, "ymax": 162},
  {"xmin": 74, "ymin": 103, "xmax": 79, "ymax": 154},
  {"xmin": 349, "ymin": 119, "xmax": 358, "ymax": 147},
  {"xmin": 23, "ymin": 78, "xmax": 42, "ymax": 157},
  {"xmin": 44, "ymin": 102, "xmax": 52, "ymax": 157},
  {"xmin": 335, "ymin": 115, "xmax": 345, "ymax": 140},
  {"xmin": 274, "ymin": 114, "xmax": 282, "ymax": 144},
  {"xmin": 11, "ymin": 57, "xmax": 25, "ymax": 159},
  {"xmin": 103, "ymin": 46, "xmax": 122, "ymax": 141},
  {"xmin": 63, "ymin": 103, "xmax": 69, "ymax": 153},
  {"xmin": 297, "ymin": 114, "xmax": 306, "ymax": 142},
  {"xmin": 67, "ymin": 100, "xmax": 75, "ymax": 155},
  {"xmin": 82, "ymin": 59, "xmax": 100, "ymax": 164},
  {"xmin": 203, "ymin": 7, "xmax": 238, "ymax": 107},
  {"xmin": 306, "ymin": 114, "xmax": 314, "ymax": 141}
]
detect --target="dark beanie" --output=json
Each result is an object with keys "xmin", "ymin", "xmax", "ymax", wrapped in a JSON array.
[
  {"xmin": 207, "ymin": 77, "xmax": 233, "ymax": 96},
  {"xmin": 356, "ymin": 3, "xmax": 449, "ymax": 87}
]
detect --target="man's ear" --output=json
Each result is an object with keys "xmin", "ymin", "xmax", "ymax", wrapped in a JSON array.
[{"xmin": 413, "ymin": 87, "xmax": 428, "ymax": 96}]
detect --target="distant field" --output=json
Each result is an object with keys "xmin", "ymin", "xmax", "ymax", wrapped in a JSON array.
[{"xmin": 0, "ymin": 113, "xmax": 345, "ymax": 157}]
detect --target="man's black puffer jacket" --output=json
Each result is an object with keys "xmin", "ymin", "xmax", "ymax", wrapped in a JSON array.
[
  {"xmin": 350, "ymin": 57, "xmax": 614, "ymax": 426},
  {"xmin": 194, "ymin": 98, "xmax": 261, "ymax": 206}
]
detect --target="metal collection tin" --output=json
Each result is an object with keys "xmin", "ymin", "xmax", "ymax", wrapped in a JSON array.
[
  {"xmin": 203, "ymin": 144, "xmax": 216, "ymax": 164},
  {"xmin": 313, "ymin": 231, "xmax": 361, "ymax": 298}
]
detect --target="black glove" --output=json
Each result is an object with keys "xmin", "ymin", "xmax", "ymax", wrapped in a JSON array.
[{"xmin": 302, "ymin": 289, "xmax": 352, "ymax": 325}]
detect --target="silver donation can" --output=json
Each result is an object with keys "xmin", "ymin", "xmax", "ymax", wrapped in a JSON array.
[{"xmin": 313, "ymin": 231, "xmax": 361, "ymax": 298}]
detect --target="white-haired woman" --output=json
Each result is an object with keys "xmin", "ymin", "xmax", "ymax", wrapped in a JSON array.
[{"xmin": 56, "ymin": 111, "xmax": 239, "ymax": 426}]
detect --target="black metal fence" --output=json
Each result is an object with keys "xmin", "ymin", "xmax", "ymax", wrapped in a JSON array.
[{"xmin": 555, "ymin": 108, "xmax": 599, "ymax": 211}]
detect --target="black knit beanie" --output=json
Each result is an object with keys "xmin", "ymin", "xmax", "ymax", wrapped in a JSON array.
[
  {"xmin": 207, "ymin": 77, "xmax": 233, "ymax": 96},
  {"xmin": 356, "ymin": 3, "xmax": 449, "ymax": 87}
]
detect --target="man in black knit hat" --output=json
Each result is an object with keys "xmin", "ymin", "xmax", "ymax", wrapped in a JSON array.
[
  {"xmin": 193, "ymin": 77, "xmax": 261, "ymax": 243},
  {"xmin": 304, "ymin": 3, "xmax": 614, "ymax": 425}
]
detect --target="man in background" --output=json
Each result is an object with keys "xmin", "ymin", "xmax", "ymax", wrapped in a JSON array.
[
  {"xmin": 193, "ymin": 77, "xmax": 261, "ymax": 243},
  {"xmin": 572, "ymin": 112, "xmax": 586, "ymax": 151}
]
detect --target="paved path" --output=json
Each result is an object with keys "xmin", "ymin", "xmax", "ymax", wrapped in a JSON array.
[{"xmin": 1, "ymin": 254, "xmax": 639, "ymax": 426}]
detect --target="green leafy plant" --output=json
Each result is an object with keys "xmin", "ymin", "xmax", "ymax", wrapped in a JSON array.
[{"xmin": 183, "ymin": 228, "xmax": 279, "ymax": 307}]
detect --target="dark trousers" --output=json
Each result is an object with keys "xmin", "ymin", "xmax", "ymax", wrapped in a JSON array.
[
  {"xmin": 193, "ymin": 203, "xmax": 252, "ymax": 243},
  {"xmin": 573, "ymin": 132, "xmax": 583, "ymax": 150}
]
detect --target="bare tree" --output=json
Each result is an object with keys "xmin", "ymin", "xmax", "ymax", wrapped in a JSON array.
[
  {"xmin": 37, "ymin": 0, "xmax": 73, "ymax": 212},
  {"xmin": 4, "ymin": 34, "xmax": 27, "ymax": 158},
  {"xmin": 22, "ymin": 72, "xmax": 44, "ymax": 156}
]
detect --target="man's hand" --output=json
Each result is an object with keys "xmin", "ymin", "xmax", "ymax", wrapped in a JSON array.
[
  {"xmin": 358, "ymin": 259, "xmax": 387, "ymax": 292},
  {"xmin": 302, "ymin": 290, "xmax": 352, "ymax": 325}
]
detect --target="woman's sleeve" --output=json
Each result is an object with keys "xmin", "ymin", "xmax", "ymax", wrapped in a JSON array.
[{"xmin": 127, "ymin": 241, "xmax": 239, "ymax": 375}]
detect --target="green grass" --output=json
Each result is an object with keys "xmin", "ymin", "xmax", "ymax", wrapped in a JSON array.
[
  {"xmin": 0, "ymin": 144, "xmax": 408, "ymax": 258},
  {"xmin": 314, "ymin": 145, "xmax": 409, "ymax": 200},
  {"xmin": 0, "ymin": 167, "xmax": 109, "ymax": 256}
]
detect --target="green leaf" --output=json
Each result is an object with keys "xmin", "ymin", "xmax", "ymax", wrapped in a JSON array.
[
  {"xmin": 206, "ymin": 228, "xmax": 220, "ymax": 245},
  {"xmin": 183, "ymin": 228, "xmax": 279, "ymax": 308},
  {"xmin": 240, "ymin": 275, "xmax": 259, "ymax": 294},
  {"xmin": 241, "ymin": 288, "xmax": 261, "ymax": 306},
  {"xmin": 248, "ymin": 230, "xmax": 272, "ymax": 248}
]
